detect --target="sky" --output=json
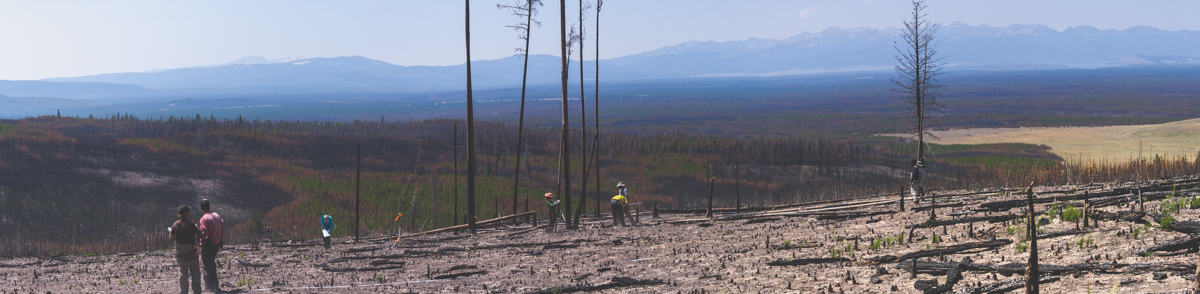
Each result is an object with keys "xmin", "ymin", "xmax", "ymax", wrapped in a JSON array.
[{"xmin": 0, "ymin": 0, "xmax": 1196, "ymax": 80}]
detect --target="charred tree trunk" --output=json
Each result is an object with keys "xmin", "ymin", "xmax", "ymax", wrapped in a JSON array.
[
  {"xmin": 465, "ymin": 0, "xmax": 478, "ymax": 234},
  {"xmin": 1025, "ymin": 182, "xmax": 1039, "ymax": 294}
]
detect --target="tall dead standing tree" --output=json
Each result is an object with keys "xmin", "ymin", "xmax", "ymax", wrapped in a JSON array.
[
  {"xmin": 498, "ymin": 0, "xmax": 543, "ymax": 221},
  {"xmin": 573, "ymin": 0, "xmax": 592, "ymax": 228},
  {"xmin": 558, "ymin": 0, "xmax": 573, "ymax": 228},
  {"xmin": 891, "ymin": 0, "xmax": 946, "ymax": 163},
  {"xmin": 465, "ymin": 0, "xmax": 479, "ymax": 234},
  {"xmin": 592, "ymin": 0, "xmax": 603, "ymax": 217}
]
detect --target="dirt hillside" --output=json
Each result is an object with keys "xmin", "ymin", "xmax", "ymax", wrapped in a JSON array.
[{"xmin": 4, "ymin": 176, "xmax": 1200, "ymax": 293}]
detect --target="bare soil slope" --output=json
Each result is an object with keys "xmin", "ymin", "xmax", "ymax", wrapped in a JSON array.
[{"xmin": 4, "ymin": 176, "xmax": 1200, "ymax": 293}]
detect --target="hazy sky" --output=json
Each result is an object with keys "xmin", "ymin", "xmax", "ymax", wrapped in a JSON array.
[{"xmin": 0, "ymin": 0, "xmax": 1196, "ymax": 80}]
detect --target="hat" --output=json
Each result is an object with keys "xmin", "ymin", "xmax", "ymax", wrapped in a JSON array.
[
  {"xmin": 544, "ymin": 192, "xmax": 554, "ymax": 198},
  {"xmin": 616, "ymin": 182, "xmax": 625, "ymax": 188}
]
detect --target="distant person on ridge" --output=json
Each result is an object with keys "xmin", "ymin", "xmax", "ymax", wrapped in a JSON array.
[
  {"xmin": 320, "ymin": 214, "xmax": 334, "ymax": 249},
  {"xmin": 611, "ymin": 182, "xmax": 629, "ymax": 227},
  {"xmin": 910, "ymin": 159, "xmax": 926, "ymax": 202},
  {"xmin": 198, "ymin": 199, "xmax": 224, "ymax": 293},
  {"xmin": 170, "ymin": 205, "xmax": 202, "ymax": 294},
  {"xmin": 545, "ymin": 193, "xmax": 561, "ymax": 231}
]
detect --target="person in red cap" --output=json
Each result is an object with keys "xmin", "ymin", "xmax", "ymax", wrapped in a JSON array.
[{"xmin": 545, "ymin": 193, "xmax": 560, "ymax": 232}]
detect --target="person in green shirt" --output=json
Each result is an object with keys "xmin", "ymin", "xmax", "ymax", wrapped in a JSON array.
[{"xmin": 545, "ymin": 193, "xmax": 560, "ymax": 231}]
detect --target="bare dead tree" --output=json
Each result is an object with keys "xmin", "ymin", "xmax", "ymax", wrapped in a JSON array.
[
  {"xmin": 574, "ymin": 0, "xmax": 592, "ymax": 228},
  {"xmin": 891, "ymin": 0, "xmax": 946, "ymax": 162},
  {"xmin": 592, "ymin": 0, "xmax": 603, "ymax": 217},
  {"xmin": 465, "ymin": 0, "xmax": 478, "ymax": 234},
  {"xmin": 558, "ymin": 0, "xmax": 572, "ymax": 228},
  {"xmin": 498, "ymin": 0, "xmax": 543, "ymax": 221}
]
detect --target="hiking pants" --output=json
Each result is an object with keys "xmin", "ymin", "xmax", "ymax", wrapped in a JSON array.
[
  {"xmin": 611, "ymin": 201, "xmax": 626, "ymax": 226},
  {"xmin": 176, "ymin": 253, "xmax": 201, "ymax": 294},
  {"xmin": 201, "ymin": 244, "xmax": 220, "ymax": 291}
]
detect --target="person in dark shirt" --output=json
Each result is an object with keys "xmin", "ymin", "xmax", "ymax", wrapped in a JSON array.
[{"xmin": 170, "ymin": 205, "xmax": 202, "ymax": 294}]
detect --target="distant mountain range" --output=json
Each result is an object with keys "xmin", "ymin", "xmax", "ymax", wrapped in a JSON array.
[{"xmin": 5, "ymin": 22, "xmax": 1198, "ymax": 99}]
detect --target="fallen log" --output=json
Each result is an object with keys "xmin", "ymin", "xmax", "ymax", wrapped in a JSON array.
[
  {"xmin": 1120, "ymin": 262, "xmax": 1196, "ymax": 273},
  {"xmin": 883, "ymin": 240, "xmax": 1012, "ymax": 263},
  {"xmin": 1090, "ymin": 210, "xmax": 1118, "ymax": 221},
  {"xmin": 979, "ymin": 197, "xmax": 1054, "ymax": 212},
  {"xmin": 663, "ymin": 218, "xmax": 711, "ymax": 225},
  {"xmin": 0, "ymin": 261, "xmax": 40, "ymax": 268},
  {"xmin": 814, "ymin": 210, "xmax": 896, "ymax": 221},
  {"xmin": 743, "ymin": 217, "xmax": 780, "ymax": 224},
  {"xmin": 391, "ymin": 211, "xmax": 536, "ymax": 238},
  {"xmin": 921, "ymin": 262, "xmax": 965, "ymax": 294},
  {"xmin": 912, "ymin": 202, "xmax": 964, "ymax": 213},
  {"xmin": 948, "ymin": 275, "xmax": 1060, "ymax": 294},
  {"xmin": 1036, "ymin": 229, "xmax": 1089, "ymax": 240},
  {"xmin": 369, "ymin": 260, "xmax": 406, "ymax": 266},
  {"xmin": 543, "ymin": 244, "xmax": 580, "ymax": 250},
  {"xmin": 235, "ymin": 258, "xmax": 270, "ymax": 268},
  {"xmin": 432, "ymin": 270, "xmax": 487, "ymax": 280},
  {"xmin": 272, "ymin": 242, "xmax": 322, "ymax": 248},
  {"xmin": 344, "ymin": 245, "xmax": 383, "ymax": 253},
  {"xmin": 1117, "ymin": 211, "xmax": 1147, "ymax": 222},
  {"xmin": 906, "ymin": 214, "xmax": 1024, "ymax": 229},
  {"xmin": 524, "ymin": 277, "xmax": 665, "ymax": 294},
  {"xmin": 895, "ymin": 260, "xmax": 1125, "ymax": 276},
  {"xmin": 1147, "ymin": 214, "xmax": 1200, "ymax": 234},
  {"xmin": 321, "ymin": 265, "xmax": 405, "ymax": 272},
  {"xmin": 469, "ymin": 238, "xmax": 592, "ymax": 251},
  {"xmin": 328, "ymin": 254, "xmax": 405, "ymax": 262},
  {"xmin": 766, "ymin": 257, "xmax": 852, "ymax": 266},
  {"xmin": 1136, "ymin": 234, "xmax": 1200, "ymax": 255}
]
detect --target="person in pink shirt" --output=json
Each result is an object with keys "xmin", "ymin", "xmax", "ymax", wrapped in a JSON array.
[{"xmin": 198, "ymin": 199, "xmax": 224, "ymax": 293}]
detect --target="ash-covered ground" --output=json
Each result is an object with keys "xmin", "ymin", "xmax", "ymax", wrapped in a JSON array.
[{"xmin": 4, "ymin": 177, "xmax": 1200, "ymax": 293}]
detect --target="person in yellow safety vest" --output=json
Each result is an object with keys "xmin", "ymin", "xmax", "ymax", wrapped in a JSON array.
[{"xmin": 611, "ymin": 182, "xmax": 629, "ymax": 227}]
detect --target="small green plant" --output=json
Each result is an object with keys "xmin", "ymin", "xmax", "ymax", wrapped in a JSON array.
[
  {"xmin": 830, "ymin": 248, "xmax": 842, "ymax": 258},
  {"xmin": 1142, "ymin": 251, "xmax": 1154, "ymax": 258},
  {"xmin": 236, "ymin": 277, "xmax": 255, "ymax": 287},
  {"xmin": 377, "ymin": 276, "xmax": 389, "ymax": 283},
  {"xmin": 870, "ymin": 238, "xmax": 883, "ymax": 252},
  {"xmin": 1160, "ymin": 214, "xmax": 1175, "ymax": 230},
  {"xmin": 1062, "ymin": 205, "xmax": 1082, "ymax": 222},
  {"xmin": 1109, "ymin": 281, "xmax": 1119, "ymax": 294},
  {"xmin": 1190, "ymin": 197, "xmax": 1200, "ymax": 208},
  {"xmin": 1006, "ymin": 225, "xmax": 1017, "ymax": 235},
  {"xmin": 896, "ymin": 232, "xmax": 905, "ymax": 244},
  {"xmin": 1132, "ymin": 226, "xmax": 1142, "ymax": 239},
  {"xmin": 723, "ymin": 229, "xmax": 732, "ymax": 235},
  {"xmin": 1077, "ymin": 234, "xmax": 1095, "ymax": 248},
  {"xmin": 932, "ymin": 234, "xmax": 942, "ymax": 243},
  {"xmin": 1046, "ymin": 203, "xmax": 1061, "ymax": 220},
  {"xmin": 1015, "ymin": 241, "xmax": 1029, "ymax": 253},
  {"xmin": 781, "ymin": 240, "xmax": 792, "ymax": 247}
]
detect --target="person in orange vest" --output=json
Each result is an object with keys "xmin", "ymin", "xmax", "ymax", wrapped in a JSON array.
[{"xmin": 611, "ymin": 182, "xmax": 629, "ymax": 227}]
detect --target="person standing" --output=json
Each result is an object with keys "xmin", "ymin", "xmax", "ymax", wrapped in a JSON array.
[
  {"xmin": 545, "ymin": 193, "xmax": 560, "ymax": 231},
  {"xmin": 320, "ymin": 214, "xmax": 334, "ymax": 249},
  {"xmin": 611, "ymin": 182, "xmax": 629, "ymax": 227},
  {"xmin": 198, "ymin": 199, "xmax": 224, "ymax": 293},
  {"xmin": 910, "ymin": 159, "xmax": 926, "ymax": 202},
  {"xmin": 170, "ymin": 205, "xmax": 202, "ymax": 294}
]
